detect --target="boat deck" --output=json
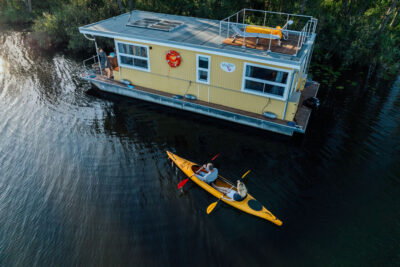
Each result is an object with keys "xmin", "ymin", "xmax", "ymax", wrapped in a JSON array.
[
  {"xmin": 83, "ymin": 73, "xmax": 319, "ymax": 134},
  {"xmin": 294, "ymin": 81, "xmax": 319, "ymax": 128},
  {"xmin": 79, "ymin": 10, "xmax": 316, "ymax": 66},
  {"xmin": 222, "ymin": 33, "xmax": 301, "ymax": 55}
]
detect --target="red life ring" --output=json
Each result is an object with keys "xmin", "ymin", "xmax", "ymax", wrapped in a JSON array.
[{"xmin": 166, "ymin": 50, "xmax": 181, "ymax": 67}]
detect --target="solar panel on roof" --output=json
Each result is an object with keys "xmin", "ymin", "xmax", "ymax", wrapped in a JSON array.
[
  {"xmin": 127, "ymin": 18, "xmax": 183, "ymax": 32},
  {"xmin": 128, "ymin": 18, "xmax": 160, "ymax": 27}
]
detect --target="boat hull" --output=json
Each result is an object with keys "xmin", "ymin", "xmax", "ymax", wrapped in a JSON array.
[{"xmin": 81, "ymin": 75, "xmax": 301, "ymax": 136}]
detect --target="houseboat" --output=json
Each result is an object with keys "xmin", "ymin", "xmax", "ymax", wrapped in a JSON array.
[{"xmin": 79, "ymin": 9, "xmax": 319, "ymax": 136}]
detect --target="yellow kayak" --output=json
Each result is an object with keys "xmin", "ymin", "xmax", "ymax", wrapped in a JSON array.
[
  {"xmin": 167, "ymin": 151, "xmax": 283, "ymax": 226},
  {"xmin": 246, "ymin": 25, "xmax": 283, "ymax": 39}
]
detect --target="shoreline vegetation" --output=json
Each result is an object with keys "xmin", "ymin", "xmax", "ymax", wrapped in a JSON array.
[{"xmin": 0, "ymin": 0, "xmax": 399, "ymax": 84}]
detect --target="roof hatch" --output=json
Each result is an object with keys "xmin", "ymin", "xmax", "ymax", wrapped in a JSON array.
[{"xmin": 126, "ymin": 18, "xmax": 183, "ymax": 32}]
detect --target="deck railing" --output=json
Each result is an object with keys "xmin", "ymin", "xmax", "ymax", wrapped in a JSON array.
[
  {"xmin": 83, "ymin": 55, "xmax": 101, "ymax": 75},
  {"xmin": 219, "ymin": 8, "xmax": 317, "ymax": 56}
]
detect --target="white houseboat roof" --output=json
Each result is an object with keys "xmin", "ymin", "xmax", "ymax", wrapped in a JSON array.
[{"xmin": 79, "ymin": 9, "xmax": 317, "ymax": 69}]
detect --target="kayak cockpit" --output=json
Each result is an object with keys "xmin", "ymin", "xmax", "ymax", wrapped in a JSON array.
[{"xmin": 192, "ymin": 165, "xmax": 239, "ymax": 201}]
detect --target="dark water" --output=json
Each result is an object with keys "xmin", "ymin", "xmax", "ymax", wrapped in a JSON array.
[{"xmin": 0, "ymin": 31, "xmax": 399, "ymax": 266}]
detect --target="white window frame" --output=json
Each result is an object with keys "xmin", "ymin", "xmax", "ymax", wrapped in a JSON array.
[
  {"xmin": 196, "ymin": 54, "xmax": 211, "ymax": 84},
  {"xmin": 115, "ymin": 40, "xmax": 150, "ymax": 72},
  {"xmin": 241, "ymin": 62, "xmax": 292, "ymax": 101}
]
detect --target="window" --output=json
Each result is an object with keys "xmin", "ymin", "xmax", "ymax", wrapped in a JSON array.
[
  {"xmin": 242, "ymin": 63, "xmax": 290, "ymax": 100},
  {"xmin": 196, "ymin": 55, "xmax": 210, "ymax": 84},
  {"xmin": 116, "ymin": 41, "xmax": 150, "ymax": 71}
]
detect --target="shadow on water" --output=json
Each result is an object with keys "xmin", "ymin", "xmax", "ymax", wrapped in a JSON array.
[{"xmin": 0, "ymin": 30, "xmax": 399, "ymax": 266}]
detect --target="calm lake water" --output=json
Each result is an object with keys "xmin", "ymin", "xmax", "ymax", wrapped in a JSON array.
[{"xmin": 0, "ymin": 31, "xmax": 399, "ymax": 266}]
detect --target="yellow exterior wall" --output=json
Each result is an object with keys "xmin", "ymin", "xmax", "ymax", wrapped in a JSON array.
[
  {"xmin": 293, "ymin": 69, "xmax": 307, "ymax": 92},
  {"xmin": 113, "ymin": 71, "xmax": 120, "ymax": 81},
  {"xmin": 115, "ymin": 38, "xmax": 299, "ymax": 121},
  {"xmin": 286, "ymin": 101, "xmax": 299, "ymax": 121}
]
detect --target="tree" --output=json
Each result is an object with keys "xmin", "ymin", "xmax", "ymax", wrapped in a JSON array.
[
  {"xmin": 117, "ymin": 0, "xmax": 124, "ymax": 12},
  {"xmin": 25, "ymin": 0, "xmax": 32, "ymax": 13}
]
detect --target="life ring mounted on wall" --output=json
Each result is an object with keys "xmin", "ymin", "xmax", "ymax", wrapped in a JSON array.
[{"xmin": 166, "ymin": 50, "xmax": 181, "ymax": 68}]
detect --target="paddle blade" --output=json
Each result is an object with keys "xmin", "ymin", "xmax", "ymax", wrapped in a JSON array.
[
  {"xmin": 242, "ymin": 170, "xmax": 251, "ymax": 179},
  {"xmin": 211, "ymin": 153, "xmax": 220, "ymax": 161},
  {"xmin": 177, "ymin": 178, "xmax": 189, "ymax": 190},
  {"xmin": 206, "ymin": 201, "xmax": 218, "ymax": 214}
]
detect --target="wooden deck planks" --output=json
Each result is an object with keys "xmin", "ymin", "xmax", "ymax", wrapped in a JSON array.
[
  {"xmin": 294, "ymin": 82, "xmax": 319, "ymax": 128},
  {"xmin": 222, "ymin": 33, "xmax": 301, "ymax": 55}
]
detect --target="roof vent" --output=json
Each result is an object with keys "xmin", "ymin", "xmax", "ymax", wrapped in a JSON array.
[{"xmin": 127, "ymin": 18, "xmax": 183, "ymax": 32}]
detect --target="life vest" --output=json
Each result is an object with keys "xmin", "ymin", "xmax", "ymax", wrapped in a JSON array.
[{"xmin": 166, "ymin": 50, "xmax": 181, "ymax": 67}]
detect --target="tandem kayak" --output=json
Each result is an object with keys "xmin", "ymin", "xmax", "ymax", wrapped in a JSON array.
[{"xmin": 167, "ymin": 151, "xmax": 283, "ymax": 226}]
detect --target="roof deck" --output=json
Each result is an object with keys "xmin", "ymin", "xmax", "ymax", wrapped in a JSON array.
[
  {"xmin": 222, "ymin": 34, "xmax": 299, "ymax": 55},
  {"xmin": 79, "ymin": 9, "xmax": 317, "ymax": 68}
]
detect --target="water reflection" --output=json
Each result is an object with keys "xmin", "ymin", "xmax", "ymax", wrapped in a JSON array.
[{"xmin": 0, "ymin": 29, "xmax": 399, "ymax": 266}]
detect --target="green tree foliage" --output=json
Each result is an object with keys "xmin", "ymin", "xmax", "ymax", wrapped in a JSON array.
[
  {"xmin": 31, "ymin": 0, "xmax": 120, "ymax": 51},
  {"xmin": 0, "ymin": 0, "xmax": 399, "ymax": 76},
  {"xmin": 308, "ymin": 0, "xmax": 400, "ymax": 77},
  {"xmin": 0, "ymin": 0, "xmax": 32, "ymax": 23}
]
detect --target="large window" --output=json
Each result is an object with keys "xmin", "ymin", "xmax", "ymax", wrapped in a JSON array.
[
  {"xmin": 116, "ymin": 41, "xmax": 150, "ymax": 71},
  {"xmin": 196, "ymin": 55, "xmax": 210, "ymax": 84},
  {"xmin": 242, "ymin": 63, "xmax": 290, "ymax": 100}
]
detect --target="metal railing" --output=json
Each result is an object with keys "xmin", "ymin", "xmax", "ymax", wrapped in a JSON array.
[
  {"xmin": 219, "ymin": 8, "xmax": 317, "ymax": 56},
  {"xmin": 83, "ymin": 55, "xmax": 101, "ymax": 75}
]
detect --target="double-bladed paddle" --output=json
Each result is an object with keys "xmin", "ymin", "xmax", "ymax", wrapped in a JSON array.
[
  {"xmin": 206, "ymin": 169, "xmax": 251, "ymax": 214},
  {"xmin": 176, "ymin": 153, "xmax": 220, "ymax": 190}
]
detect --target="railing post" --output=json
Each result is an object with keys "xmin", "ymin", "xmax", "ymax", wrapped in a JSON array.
[
  {"xmin": 227, "ymin": 17, "xmax": 230, "ymax": 38},
  {"xmin": 304, "ymin": 21, "xmax": 310, "ymax": 37},
  {"xmin": 313, "ymin": 18, "xmax": 318, "ymax": 34},
  {"xmin": 268, "ymin": 32, "xmax": 272, "ymax": 52},
  {"xmin": 263, "ymin": 11, "xmax": 266, "ymax": 26},
  {"xmin": 242, "ymin": 25, "xmax": 247, "ymax": 48},
  {"xmin": 295, "ymin": 31, "xmax": 301, "ymax": 56},
  {"xmin": 94, "ymin": 39, "xmax": 102, "ymax": 75},
  {"xmin": 242, "ymin": 9, "xmax": 246, "ymax": 48}
]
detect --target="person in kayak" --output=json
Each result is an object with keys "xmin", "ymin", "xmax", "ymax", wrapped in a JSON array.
[
  {"xmin": 233, "ymin": 180, "xmax": 247, "ymax": 201},
  {"xmin": 214, "ymin": 180, "xmax": 248, "ymax": 201},
  {"xmin": 196, "ymin": 163, "xmax": 218, "ymax": 183}
]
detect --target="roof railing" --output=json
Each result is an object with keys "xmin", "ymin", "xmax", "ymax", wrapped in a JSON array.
[{"xmin": 219, "ymin": 9, "xmax": 317, "ymax": 57}]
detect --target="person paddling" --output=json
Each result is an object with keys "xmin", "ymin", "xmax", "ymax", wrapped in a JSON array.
[
  {"xmin": 212, "ymin": 179, "xmax": 248, "ymax": 201},
  {"xmin": 223, "ymin": 180, "xmax": 247, "ymax": 201},
  {"xmin": 233, "ymin": 180, "xmax": 247, "ymax": 201},
  {"xmin": 195, "ymin": 163, "xmax": 218, "ymax": 184}
]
